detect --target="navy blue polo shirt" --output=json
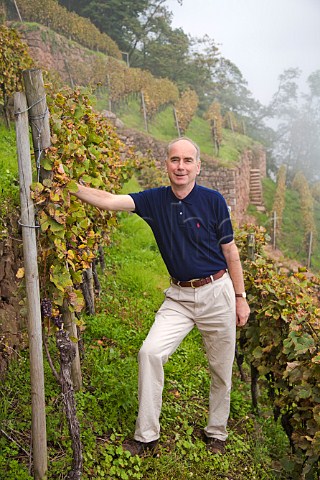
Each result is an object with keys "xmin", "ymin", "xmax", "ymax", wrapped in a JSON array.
[{"xmin": 129, "ymin": 184, "xmax": 233, "ymax": 281}]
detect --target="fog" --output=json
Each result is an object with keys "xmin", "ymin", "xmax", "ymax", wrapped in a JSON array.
[{"xmin": 166, "ymin": 0, "xmax": 320, "ymax": 104}]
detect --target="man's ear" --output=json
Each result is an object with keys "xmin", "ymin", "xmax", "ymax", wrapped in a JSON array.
[{"xmin": 197, "ymin": 160, "xmax": 201, "ymax": 175}]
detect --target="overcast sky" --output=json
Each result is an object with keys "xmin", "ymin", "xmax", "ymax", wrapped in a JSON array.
[{"xmin": 166, "ymin": 0, "xmax": 320, "ymax": 105}]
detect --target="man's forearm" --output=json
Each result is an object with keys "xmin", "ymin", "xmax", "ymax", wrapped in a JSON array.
[
  {"xmin": 73, "ymin": 184, "xmax": 135, "ymax": 212},
  {"xmin": 221, "ymin": 242, "xmax": 246, "ymax": 294},
  {"xmin": 73, "ymin": 184, "xmax": 112, "ymax": 209}
]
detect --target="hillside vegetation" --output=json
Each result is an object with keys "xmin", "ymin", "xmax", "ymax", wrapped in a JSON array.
[
  {"xmin": 0, "ymin": 186, "xmax": 290, "ymax": 479},
  {"xmin": 0, "ymin": 9, "xmax": 320, "ymax": 479}
]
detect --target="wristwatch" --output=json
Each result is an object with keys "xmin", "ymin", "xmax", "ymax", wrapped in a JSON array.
[{"xmin": 235, "ymin": 292, "xmax": 246, "ymax": 298}]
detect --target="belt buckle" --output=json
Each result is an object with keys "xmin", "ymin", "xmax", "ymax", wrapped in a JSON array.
[{"xmin": 190, "ymin": 279, "xmax": 197, "ymax": 288}]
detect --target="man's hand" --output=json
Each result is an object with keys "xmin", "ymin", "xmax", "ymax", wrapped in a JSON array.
[
  {"xmin": 236, "ymin": 297, "xmax": 250, "ymax": 327},
  {"xmin": 56, "ymin": 164, "xmax": 71, "ymax": 185}
]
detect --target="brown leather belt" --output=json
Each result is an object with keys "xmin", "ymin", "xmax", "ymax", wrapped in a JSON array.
[{"xmin": 171, "ymin": 269, "xmax": 226, "ymax": 288}]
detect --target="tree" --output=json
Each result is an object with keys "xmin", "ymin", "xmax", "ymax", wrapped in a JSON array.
[
  {"xmin": 133, "ymin": 22, "xmax": 190, "ymax": 81},
  {"xmin": 268, "ymin": 68, "xmax": 320, "ymax": 181},
  {"xmin": 57, "ymin": 0, "xmax": 181, "ymax": 56}
]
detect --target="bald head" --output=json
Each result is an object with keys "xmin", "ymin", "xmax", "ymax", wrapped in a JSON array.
[{"xmin": 167, "ymin": 137, "xmax": 200, "ymax": 161}]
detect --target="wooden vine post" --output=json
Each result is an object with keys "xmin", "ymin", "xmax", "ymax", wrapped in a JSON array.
[
  {"xmin": 22, "ymin": 68, "xmax": 82, "ymax": 390},
  {"xmin": 307, "ymin": 231, "xmax": 313, "ymax": 269},
  {"xmin": 140, "ymin": 90, "xmax": 149, "ymax": 132},
  {"xmin": 14, "ymin": 91, "xmax": 48, "ymax": 480},
  {"xmin": 173, "ymin": 107, "xmax": 181, "ymax": 137},
  {"xmin": 272, "ymin": 211, "xmax": 277, "ymax": 250}
]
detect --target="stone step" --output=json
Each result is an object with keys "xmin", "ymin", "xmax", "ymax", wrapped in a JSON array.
[
  {"xmin": 256, "ymin": 205, "xmax": 266, "ymax": 212},
  {"xmin": 249, "ymin": 167, "xmax": 264, "ymax": 209}
]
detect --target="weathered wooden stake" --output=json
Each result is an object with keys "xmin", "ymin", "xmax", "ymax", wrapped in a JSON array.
[
  {"xmin": 247, "ymin": 233, "xmax": 255, "ymax": 261},
  {"xmin": 307, "ymin": 231, "xmax": 313, "ymax": 269},
  {"xmin": 272, "ymin": 211, "xmax": 277, "ymax": 250},
  {"xmin": 141, "ymin": 91, "xmax": 149, "ymax": 132},
  {"xmin": 23, "ymin": 68, "xmax": 82, "ymax": 390},
  {"xmin": 22, "ymin": 69, "xmax": 51, "ymax": 182},
  {"xmin": 12, "ymin": 0, "xmax": 23, "ymax": 21},
  {"xmin": 15, "ymin": 91, "xmax": 48, "ymax": 480},
  {"xmin": 173, "ymin": 107, "xmax": 181, "ymax": 137}
]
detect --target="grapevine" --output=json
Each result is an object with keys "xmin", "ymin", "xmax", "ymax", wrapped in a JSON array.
[
  {"xmin": 0, "ymin": 25, "xmax": 33, "ymax": 123},
  {"xmin": 223, "ymin": 111, "xmax": 240, "ymax": 133},
  {"xmin": 237, "ymin": 225, "xmax": 320, "ymax": 476},
  {"xmin": 204, "ymin": 101, "xmax": 223, "ymax": 154},
  {"xmin": 142, "ymin": 74, "xmax": 179, "ymax": 119},
  {"xmin": 292, "ymin": 171, "xmax": 316, "ymax": 254},
  {"xmin": 31, "ymin": 86, "xmax": 136, "ymax": 318},
  {"xmin": 272, "ymin": 164, "xmax": 287, "ymax": 236},
  {"xmin": 174, "ymin": 88, "xmax": 199, "ymax": 135},
  {"xmin": 9, "ymin": 0, "xmax": 121, "ymax": 59}
]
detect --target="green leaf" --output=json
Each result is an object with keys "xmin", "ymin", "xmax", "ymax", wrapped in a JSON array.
[
  {"xmin": 81, "ymin": 174, "xmax": 92, "ymax": 183},
  {"xmin": 67, "ymin": 180, "xmax": 79, "ymax": 193},
  {"xmin": 48, "ymin": 218, "xmax": 65, "ymax": 232},
  {"xmin": 42, "ymin": 178, "xmax": 52, "ymax": 187},
  {"xmin": 31, "ymin": 182, "xmax": 44, "ymax": 193},
  {"xmin": 252, "ymin": 346, "xmax": 263, "ymax": 359},
  {"xmin": 42, "ymin": 156, "xmax": 53, "ymax": 171}
]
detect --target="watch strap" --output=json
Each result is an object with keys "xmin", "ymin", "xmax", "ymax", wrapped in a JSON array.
[{"xmin": 235, "ymin": 292, "xmax": 246, "ymax": 298}]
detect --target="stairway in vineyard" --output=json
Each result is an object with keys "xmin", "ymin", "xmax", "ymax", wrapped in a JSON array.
[{"xmin": 249, "ymin": 168, "xmax": 265, "ymax": 211}]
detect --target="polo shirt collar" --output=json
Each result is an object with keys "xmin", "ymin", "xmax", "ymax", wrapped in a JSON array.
[{"xmin": 169, "ymin": 183, "xmax": 198, "ymax": 204}]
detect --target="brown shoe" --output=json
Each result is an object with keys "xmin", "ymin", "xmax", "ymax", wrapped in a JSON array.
[
  {"xmin": 205, "ymin": 437, "xmax": 226, "ymax": 454},
  {"xmin": 122, "ymin": 438, "xmax": 158, "ymax": 457}
]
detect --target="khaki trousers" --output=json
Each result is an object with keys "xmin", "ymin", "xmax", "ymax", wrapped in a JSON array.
[{"xmin": 134, "ymin": 272, "xmax": 236, "ymax": 443}]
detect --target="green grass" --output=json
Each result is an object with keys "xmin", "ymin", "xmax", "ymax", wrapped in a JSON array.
[
  {"xmin": 218, "ymin": 129, "xmax": 256, "ymax": 166},
  {"xmin": 247, "ymin": 178, "xmax": 277, "ymax": 230},
  {"xmin": 98, "ymin": 96, "xmax": 256, "ymax": 167},
  {"xmin": 0, "ymin": 210, "xmax": 291, "ymax": 479},
  {"xmin": 245, "ymin": 173, "xmax": 320, "ymax": 272},
  {"xmin": 276, "ymin": 188, "xmax": 305, "ymax": 261},
  {"xmin": 0, "ymin": 123, "xmax": 19, "ymax": 198},
  {"xmin": 0, "ymin": 123, "xmax": 20, "ymax": 237},
  {"xmin": 248, "ymin": 177, "xmax": 320, "ymax": 271}
]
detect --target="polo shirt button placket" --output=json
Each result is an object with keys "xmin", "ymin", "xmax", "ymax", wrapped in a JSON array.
[{"xmin": 178, "ymin": 201, "xmax": 184, "ymax": 225}]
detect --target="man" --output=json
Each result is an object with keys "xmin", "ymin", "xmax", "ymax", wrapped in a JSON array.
[{"xmin": 73, "ymin": 137, "xmax": 250, "ymax": 456}]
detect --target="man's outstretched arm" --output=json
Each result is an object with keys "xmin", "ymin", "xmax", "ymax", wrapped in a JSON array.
[{"xmin": 73, "ymin": 184, "xmax": 135, "ymax": 212}]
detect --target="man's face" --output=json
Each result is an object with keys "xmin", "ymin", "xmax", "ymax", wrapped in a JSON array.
[{"xmin": 166, "ymin": 140, "xmax": 201, "ymax": 191}]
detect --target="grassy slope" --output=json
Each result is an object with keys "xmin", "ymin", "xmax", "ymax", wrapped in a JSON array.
[
  {"xmin": 106, "ymin": 97, "xmax": 320, "ymax": 271},
  {"xmin": 2, "ymin": 91, "xmax": 320, "ymax": 266},
  {"xmin": 248, "ymin": 177, "xmax": 320, "ymax": 271},
  {"xmin": 100, "ymin": 96, "xmax": 255, "ymax": 167},
  {"xmin": 0, "ymin": 180, "xmax": 289, "ymax": 478}
]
